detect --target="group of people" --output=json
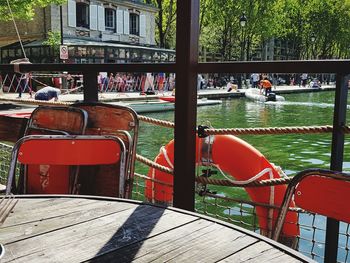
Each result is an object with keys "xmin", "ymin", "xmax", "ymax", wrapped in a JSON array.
[{"xmin": 98, "ymin": 72, "xmax": 175, "ymax": 93}]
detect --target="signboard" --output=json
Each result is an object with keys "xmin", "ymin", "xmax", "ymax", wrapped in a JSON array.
[{"xmin": 60, "ymin": 45, "xmax": 68, "ymax": 60}]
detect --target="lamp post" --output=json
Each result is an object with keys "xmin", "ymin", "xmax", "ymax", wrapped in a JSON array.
[
  {"xmin": 60, "ymin": 5, "xmax": 64, "ymax": 45},
  {"xmin": 310, "ymin": 33, "xmax": 316, "ymax": 59},
  {"xmin": 239, "ymin": 12, "xmax": 247, "ymax": 88},
  {"xmin": 239, "ymin": 12, "xmax": 247, "ymax": 61}
]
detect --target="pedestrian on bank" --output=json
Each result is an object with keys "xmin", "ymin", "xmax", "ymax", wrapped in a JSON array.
[
  {"xmin": 34, "ymin": 86, "xmax": 61, "ymax": 101},
  {"xmin": 251, "ymin": 73, "xmax": 260, "ymax": 88}
]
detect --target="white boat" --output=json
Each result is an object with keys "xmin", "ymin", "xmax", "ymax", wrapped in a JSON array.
[
  {"xmin": 245, "ymin": 88, "xmax": 285, "ymax": 102},
  {"xmin": 111, "ymin": 98, "xmax": 222, "ymax": 113}
]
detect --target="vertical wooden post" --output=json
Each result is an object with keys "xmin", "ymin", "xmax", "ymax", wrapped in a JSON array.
[
  {"xmin": 325, "ymin": 74, "xmax": 349, "ymax": 262},
  {"xmin": 173, "ymin": 0, "xmax": 199, "ymax": 211},
  {"xmin": 83, "ymin": 70, "xmax": 98, "ymax": 102}
]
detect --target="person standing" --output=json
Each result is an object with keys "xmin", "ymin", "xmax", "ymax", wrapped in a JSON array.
[
  {"xmin": 251, "ymin": 73, "xmax": 260, "ymax": 88},
  {"xmin": 301, "ymin": 73, "xmax": 308, "ymax": 87}
]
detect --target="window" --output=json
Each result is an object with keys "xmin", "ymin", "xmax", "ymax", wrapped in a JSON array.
[
  {"xmin": 129, "ymin": 13, "xmax": 139, "ymax": 36},
  {"xmin": 105, "ymin": 8, "xmax": 116, "ymax": 31},
  {"xmin": 76, "ymin": 3, "xmax": 89, "ymax": 28}
]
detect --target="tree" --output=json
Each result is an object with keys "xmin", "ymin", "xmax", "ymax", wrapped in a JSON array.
[
  {"xmin": 0, "ymin": 0, "xmax": 66, "ymax": 21},
  {"xmin": 200, "ymin": 0, "xmax": 278, "ymax": 61},
  {"xmin": 143, "ymin": 0, "xmax": 176, "ymax": 48},
  {"xmin": 43, "ymin": 30, "xmax": 61, "ymax": 60}
]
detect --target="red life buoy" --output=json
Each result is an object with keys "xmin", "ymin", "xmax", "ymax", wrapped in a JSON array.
[{"xmin": 145, "ymin": 135, "xmax": 299, "ymax": 239}]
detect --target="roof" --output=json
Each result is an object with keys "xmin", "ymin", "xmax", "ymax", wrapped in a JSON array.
[
  {"xmin": 63, "ymin": 39, "xmax": 174, "ymax": 52},
  {"xmin": 1, "ymin": 39, "xmax": 174, "ymax": 53}
]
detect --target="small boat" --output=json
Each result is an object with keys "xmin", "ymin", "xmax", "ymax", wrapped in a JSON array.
[
  {"xmin": 159, "ymin": 96, "xmax": 175, "ymax": 103},
  {"xmin": 245, "ymin": 88, "xmax": 285, "ymax": 102},
  {"xmin": 112, "ymin": 98, "xmax": 222, "ymax": 113}
]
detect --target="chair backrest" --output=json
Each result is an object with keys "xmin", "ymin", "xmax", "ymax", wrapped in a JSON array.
[
  {"xmin": 6, "ymin": 135, "xmax": 126, "ymax": 197},
  {"xmin": 25, "ymin": 106, "xmax": 88, "ymax": 135},
  {"xmin": 13, "ymin": 106, "xmax": 89, "ymax": 194},
  {"xmin": 273, "ymin": 168, "xmax": 350, "ymax": 242},
  {"xmin": 72, "ymin": 102, "xmax": 139, "ymax": 198}
]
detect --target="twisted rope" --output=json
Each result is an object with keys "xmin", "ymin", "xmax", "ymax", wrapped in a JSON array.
[
  {"xmin": 137, "ymin": 115, "xmax": 350, "ymax": 135},
  {"xmin": 135, "ymin": 154, "xmax": 291, "ymax": 187},
  {"xmin": 136, "ymin": 154, "xmax": 173, "ymax": 174},
  {"xmin": 138, "ymin": 115, "xmax": 175, "ymax": 128},
  {"xmin": 205, "ymin": 126, "xmax": 340, "ymax": 135},
  {"xmin": 0, "ymin": 97, "xmax": 72, "ymax": 106},
  {"xmin": 134, "ymin": 172, "xmax": 173, "ymax": 186},
  {"xmin": 195, "ymin": 176, "xmax": 292, "ymax": 187}
]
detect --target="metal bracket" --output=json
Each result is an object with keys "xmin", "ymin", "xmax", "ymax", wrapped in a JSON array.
[{"xmin": 197, "ymin": 125, "xmax": 209, "ymax": 138}]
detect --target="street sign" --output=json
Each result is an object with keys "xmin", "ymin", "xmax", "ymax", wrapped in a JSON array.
[{"xmin": 60, "ymin": 45, "xmax": 68, "ymax": 60}]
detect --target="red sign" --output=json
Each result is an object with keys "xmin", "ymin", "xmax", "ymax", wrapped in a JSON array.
[{"xmin": 60, "ymin": 45, "xmax": 68, "ymax": 60}]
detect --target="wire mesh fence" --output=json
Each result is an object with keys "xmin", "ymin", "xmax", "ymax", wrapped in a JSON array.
[{"xmin": 0, "ymin": 141, "xmax": 349, "ymax": 262}]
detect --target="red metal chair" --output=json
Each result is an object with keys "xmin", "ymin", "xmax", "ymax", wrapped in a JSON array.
[
  {"xmin": 25, "ymin": 106, "xmax": 88, "ymax": 135},
  {"xmin": 12, "ymin": 106, "xmax": 89, "ymax": 194},
  {"xmin": 72, "ymin": 102, "xmax": 139, "ymax": 198},
  {"xmin": 5, "ymin": 135, "xmax": 126, "ymax": 197},
  {"xmin": 273, "ymin": 168, "xmax": 350, "ymax": 243}
]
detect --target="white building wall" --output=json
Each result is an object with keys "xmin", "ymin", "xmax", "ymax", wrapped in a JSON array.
[{"xmin": 51, "ymin": 0, "xmax": 157, "ymax": 46}]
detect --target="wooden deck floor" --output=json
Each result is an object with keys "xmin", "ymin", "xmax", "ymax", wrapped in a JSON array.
[{"xmin": 0, "ymin": 195, "xmax": 314, "ymax": 262}]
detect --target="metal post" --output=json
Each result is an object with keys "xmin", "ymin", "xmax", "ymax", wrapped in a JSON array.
[
  {"xmin": 325, "ymin": 73, "xmax": 349, "ymax": 262},
  {"xmin": 60, "ymin": 5, "xmax": 64, "ymax": 45},
  {"xmin": 173, "ymin": 0, "xmax": 199, "ymax": 211},
  {"xmin": 82, "ymin": 71, "xmax": 98, "ymax": 102}
]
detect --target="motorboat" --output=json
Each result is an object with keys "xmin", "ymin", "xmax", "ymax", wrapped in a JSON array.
[{"xmin": 245, "ymin": 88, "xmax": 285, "ymax": 102}]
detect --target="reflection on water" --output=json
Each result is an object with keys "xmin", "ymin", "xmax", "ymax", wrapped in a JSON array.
[
  {"xmin": 136, "ymin": 90, "xmax": 350, "ymax": 261},
  {"xmin": 137, "ymin": 90, "xmax": 350, "ymax": 174}
]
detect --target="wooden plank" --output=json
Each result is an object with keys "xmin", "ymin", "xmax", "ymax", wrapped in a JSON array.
[
  {"xmin": 218, "ymin": 241, "xmax": 303, "ymax": 263},
  {"xmin": 90, "ymin": 219, "xmax": 258, "ymax": 263},
  {"xmin": 1, "ymin": 203, "xmax": 198, "ymax": 262},
  {"xmin": 0, "ymin": 198, "xmax": 134, "ymax": 244},
  {"xmin": 0, "ymin": 115, "xmax": 27, "ymax": 142},
  {"xmin": 1, "ymin": 198, "xmax": 113, "ymax": 227}
]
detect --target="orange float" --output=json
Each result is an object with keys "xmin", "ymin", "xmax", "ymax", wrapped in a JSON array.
[{"xmin": 146, "ymin": 134, "xmax": 299, "ymax": 239}]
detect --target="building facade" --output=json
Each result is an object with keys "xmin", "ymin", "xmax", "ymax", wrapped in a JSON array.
[{"xmin": 0, "ymin": 0, "xmax": 175, "ymax": 64}]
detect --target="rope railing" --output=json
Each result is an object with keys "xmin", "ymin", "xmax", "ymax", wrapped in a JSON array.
[
  {"xmin": 136, "ymin": 154, "xmax": 173, "ymax": 174},
  {"xmin": 0, "ymin": 97, "xmax": 71, "ymax": 106},
  {"xmin": 135, "ymin": 154, "xmax": 292, "ymax": 187},
  {"xmin": 137, "ymin": 115, "xmax": 350, "ymax": 135},
  {"xmin": 137, "ymin": 115, "xmax": 175, "ymax": 128},
  {"xmin": 195, "ymin": 176, "xmax": 292, "ymax": 187}
]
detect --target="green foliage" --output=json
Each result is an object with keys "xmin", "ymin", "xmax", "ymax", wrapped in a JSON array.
[
  {"xmin": 0, "ymin": 0, "xmax": 66, "ymax": 21},
  {"xmin": 43, "ymin": 30, "xmax": 61, "ymax": 60},
  {"xmin": 4, "ymin": 0, "xmax": 349, "ymax": 59},
  {"xmin": 43, "ymin": 31, "xmax": 61, "ymax": 51},
  {"xmin": 142, "ymin": 0, "xmax": 176, "ymax": 48},
  {"xmin": 198, "ymin": 0, "xmax": 350, "ymax": 60}
]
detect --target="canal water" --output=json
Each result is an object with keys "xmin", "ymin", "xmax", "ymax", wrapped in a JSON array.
[
  {"xmin": 137, "ymin": 90, "xmax": 350, "ymax": 175},
  {"xmin": 135, "ymin": 90, "xmax": 350, "ymax": 262}
]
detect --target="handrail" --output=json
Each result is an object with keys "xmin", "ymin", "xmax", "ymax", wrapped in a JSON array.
[
  {"xmin": 1, "ymin": 59, "xmax": 350, "ymax": 73},
  {"xmin": 0, "ymin": 56, "xmax": 349, "ymax": 263}
]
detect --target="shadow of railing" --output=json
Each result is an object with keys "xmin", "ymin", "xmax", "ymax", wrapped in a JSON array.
[{"xmin": 93, "ymin": 204, "xmax": 165, "ymax": 261}]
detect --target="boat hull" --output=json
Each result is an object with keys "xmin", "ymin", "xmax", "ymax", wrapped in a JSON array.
[
  {"xmin": 245, "ymin": 88, "xmax": 285, "ymax": 102},
  {"xmin": 111, "ymin": 98, "xmax": 222, "ymax": 113}
]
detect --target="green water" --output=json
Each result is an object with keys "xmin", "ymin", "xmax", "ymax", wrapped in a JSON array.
[
  {"xmin": 136, "ymin": 90, "xmax": 350, "ymax": 175},
  {"xmin": 135, "ymin": 90, "xmax": 350, "ymax": 261}
]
